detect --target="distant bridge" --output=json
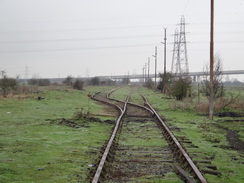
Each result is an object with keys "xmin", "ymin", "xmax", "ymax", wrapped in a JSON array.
[
  {"xmin": 22, "ymin": 70, "xmax": 243, "ymax": 84},
  {"xmin": 99, "ymin": 70, "xmax": 244, "ymax": 81}
]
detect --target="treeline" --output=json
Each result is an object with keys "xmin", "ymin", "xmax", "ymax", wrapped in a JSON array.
[
  {"xmin": 0, "ymin": 74, "xmax": 120, "ymax": 97},
  {"xmin": 28, "ymin": 78, "xmax": 50, "ymax": 86},
  {"xmin": 61, "ymin": 76, "xmax": 119, "ymax": 90}
]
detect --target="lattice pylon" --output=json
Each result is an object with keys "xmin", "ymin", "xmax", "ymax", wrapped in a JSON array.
[
  {"xmin": 171, "ymin": 29, "xmax": 179, "ymax": 74},
  {"xmin": 171, "ymin": 16, "xmax": 189, "ymax": 76}
]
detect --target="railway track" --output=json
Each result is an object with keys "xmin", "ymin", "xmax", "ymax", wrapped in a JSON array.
[{"xmin": 90, "ymin": 88, "xmax": 207, "ymax": 183}]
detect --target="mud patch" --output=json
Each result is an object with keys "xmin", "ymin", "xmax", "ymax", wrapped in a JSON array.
[
  {"xmin": 200, "ymin": 112, "xmax": 243, "ymax": 117},
  {"xmin": 49, "ymin": 117, "xmax": 114, "ymax": 128},
  {"xmin": 226, "ymin": 129, "xmax": 244, "ymax": 152},
  {"xmin": 215, "ymin": 112, "xmax": 243, "ymax": 117},
  {"xmin": 104, "ymin": 120, "xmax": 116, "ymax": 124},
  {"xmin": 213, "ymin": 123, "xmax": 244, "ymax": 153},
  {"xmin": 58, "ymin": 119, "xmax": 81, "ymax": 128}
]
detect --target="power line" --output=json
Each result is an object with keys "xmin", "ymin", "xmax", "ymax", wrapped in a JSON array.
[
  {"xmin": 1, "ymin": 40, "xmax": 243, "ymax": 54},
  {"xmin": 0, "ymin": 21, "xmax": 243, "ymax": 34},
  {"xmin": 0, "ymin": 43, "xmax": 160, "ymax": 53},
  {"xmin": 1, "ymin": 31, "xmax": 243, "ymax": 44},
  {"xmin": 0, "ymin": 24, "xmax": 176, "ymax": 34},
  {"xmin": 182, "ymin": 0, "xmax": 190, "ymax": 14},
  {"xmin": 0, "ymin": 34, "xmax": 163, "ymax": 44}
]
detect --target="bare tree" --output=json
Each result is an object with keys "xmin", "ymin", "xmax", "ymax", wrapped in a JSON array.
[{"xmin": 202, "ymin": 55, "xmax": 225, "ymax": 99}]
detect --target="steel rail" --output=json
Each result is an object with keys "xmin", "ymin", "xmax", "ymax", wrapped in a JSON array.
[
  {"xmin": 142, "ymin": 95, "xmax": 207, "ymax": 183},
  {"xmin": 91, "ymin": 94, "xmax": 129, "ymax": 183},
  {"xmin": 127, "ymin": 101, "xmax": 154, "ymax": 116},
  {"xmin": 91, "ymin": 89, "xmax": 207, "ymax": 182},
  {"xmin": 106, "ymin": 88, "xmax": 154, "ymax": 116}
]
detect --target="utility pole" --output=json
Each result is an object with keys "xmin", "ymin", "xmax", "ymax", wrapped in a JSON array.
[
  {"xmin": 24, "ymin": 66, "xmax": 29, "ymax": 80},
  {"xmin": 1, "ymin": 70, "xmax": 6, "ymax": 78},
  {"xmin": 209, "ymin": 0, "xmax": 214, "ymax": 120},
  {"xmin": 142, "ymin": 66, "xmax": 145, "ymax": 84},
  {"xmin": 163, "ymin": 28, "xmax": 167, "ymax": 94},
  {"xmin": 148, "ymin": 57, "xmax": 150, "ymax": 79},
  {"xmin": 145, "ymin": 63, "xmax": 147, "ymax": 82},
  {"xmin": 152, "ymin": 46, "xmax": 157, "ymax": 89}
]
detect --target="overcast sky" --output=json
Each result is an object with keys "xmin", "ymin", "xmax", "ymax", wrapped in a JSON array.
[{"xmin": 0, "ymin": 0, "xmax": 244, "ymax": 80}]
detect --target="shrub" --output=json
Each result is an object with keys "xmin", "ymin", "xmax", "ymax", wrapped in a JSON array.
[
  {"xmin": 62, "ymin": 75, "xmax": 73, "ymax": 85},
  {"xmin": 90, "ymin": 77, "xmax": 100, "ymax": 86},
  {"xmin": 121, "ymin": 78, "xmax": 130, "ymax": 85},
  {"xmin": 28, "ymin": 78, "xmax": 50, "ymax": 86},
  {"xmin": 0, "ymin": 76, "xmax": 18, "ymax": 97},
  {"xmin": 144, "ymin": 78, "xmax": 154, "ymax": 89},
  {"xmin": 157, "ymin": 72, "xmax": 174, "ymax": 93},
  {"xmin": 73, "ymin": 79, "xmax": 84, "ymax": 90},
  {"xmin": 170, "ymin": 77, "xmax": 192, "ymax": 100}
]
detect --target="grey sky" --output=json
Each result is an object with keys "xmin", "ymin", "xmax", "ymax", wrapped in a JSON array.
[{"xmin": 0, "ymin": 0, "xmax": 243, "ymax": 80}]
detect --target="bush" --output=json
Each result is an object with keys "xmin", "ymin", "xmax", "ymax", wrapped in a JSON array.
[
  {"xmin": 106, "ymin": 79, "xmax": 116, "ymax": 86},
  {"xmin": 90, "ymin": 77, "xmax": 100, "ymax": 86},
  {"xmin": 144, "ymin": 78, "xmax": 154, "ymax": 89},
  {"xmin": 0, "ymin": 76, "xmax": 18, "ymax": 97},
  {"xmin": 170, "ymin": 77, "xmax": 192, "ymax": 100},
  {"xmin": 62, "ymin": 75, "xmax": 73, "ymax": 85},
  {"xmin": 28, "ymin": 78, "xmax": 50, "ymax": 86},
  {"xmin": 157, "ymin": 72, "xmax": 174, "ymax": 92},
  {"xmin": 121, "ymin": 78, "xmax": 130, "ymax": 85},
  {"xmin": 14, "ymin": 85, "xmax": 37, "ymax": 95},
  {"xmin": 73, "ymin": 79, "xmax": 84, "ymax": 90}
]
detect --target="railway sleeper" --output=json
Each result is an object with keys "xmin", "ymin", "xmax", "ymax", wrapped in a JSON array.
[
  {"xmin": 175, "ymin": 165, "xmax": 197, "ymax": 183},
  {"xmin": 202, "ymin": 169, "xmax": 221, "ymax": 176},
  {"xmin": 92, "ymin": 91, "xmax": 207, "ymax": 183},
  {"xmin": 205, "ymin": 165, "xmax": 217, "ymax": 170}
]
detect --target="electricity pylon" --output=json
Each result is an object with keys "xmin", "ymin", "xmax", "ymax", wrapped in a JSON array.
[{"xmin": 171, "ymin": 16, "xmax": 189, "ymax": 76}]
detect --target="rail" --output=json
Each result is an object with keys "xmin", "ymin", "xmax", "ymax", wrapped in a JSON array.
[
  {"xmin": 142, "ymin": 95, "xmax": 207, "ymax": 183},
  {"xmin": 91, "ymin": 89, "xmax": 207, "ymax": 183},
  {"xmin": 91, "ymin": 93, "xmax": 129, "ymax": 183}
]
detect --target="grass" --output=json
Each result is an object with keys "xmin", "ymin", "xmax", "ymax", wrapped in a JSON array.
[
  {"xmin": 1, "ymin": 85, "xmax": 243, "ymax": 182},
  {"xmin": 109, "ymin": 86, "xmax": 131, "ymax": 101},
  {"xmin": 140, "ymin": 87, "xmax": 244, "ymax": 183},
  {"xmin": 0, "ymin": 86, "xmax": 115, "ymax": 182}
]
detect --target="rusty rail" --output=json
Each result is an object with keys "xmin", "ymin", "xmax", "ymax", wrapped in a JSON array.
[
  {"xmin": 91, "ymin": 90, "xmax": 207, "ymax": 183},
  {"xmin": 106, "ymin": 88, "xmax": 154, "ymax": 116},
  {"xmin": 142, "ymin": 95, "xmax": 207, "ymax": 183},
  {"xmin": 91, "ymin": 94, "xmax": 129, "ymax": 183}
]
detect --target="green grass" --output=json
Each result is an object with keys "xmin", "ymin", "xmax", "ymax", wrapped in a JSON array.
[
  {"xmin": 0, "ymin": 86, "xmax": 115, "ymax": 182},
  {"xmin": 1, "ymin": 85, "xmax": 243, "ymax": 182},
  {"xmin": 140, "ymin": 87, "xmax": 244, "ymax": 183},
  {"xmin": 110, "ymin": 86, "xmax": 131, "ymax": 101}
]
